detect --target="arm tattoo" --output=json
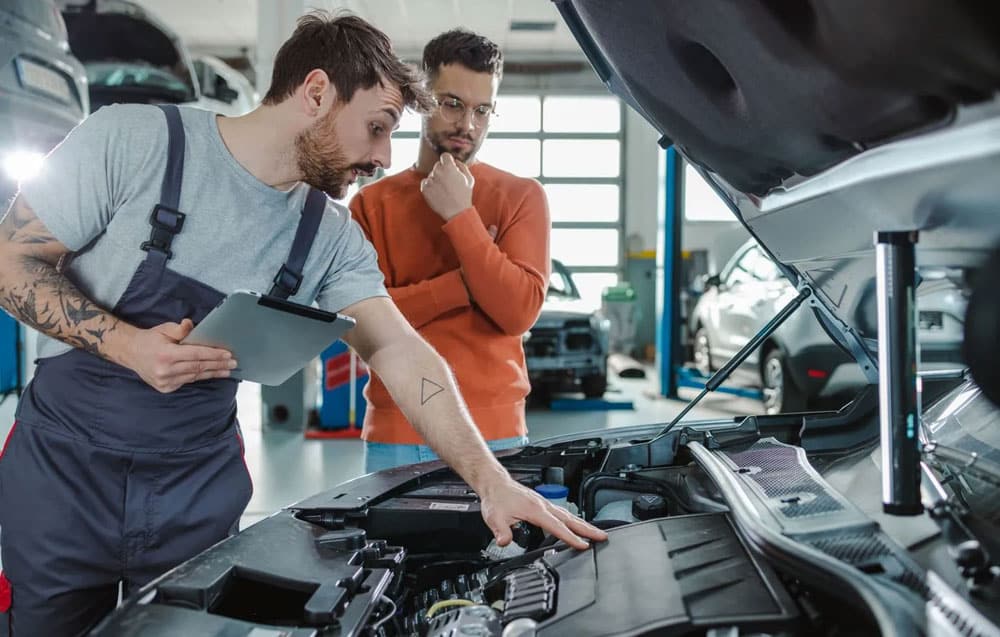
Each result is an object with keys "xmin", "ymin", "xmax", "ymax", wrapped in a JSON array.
[
  {"xmin": 420, "ymin": 377, "xmax": 445, "ymax": 405},
  {"xmin": 0, "ymin": 199, "xmax": 120, "ymax": 357}
]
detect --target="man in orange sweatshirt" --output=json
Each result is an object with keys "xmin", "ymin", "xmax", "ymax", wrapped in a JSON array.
[{"xmin": 351, "ymin": 29, "xmax": 550, "ymax": 471}]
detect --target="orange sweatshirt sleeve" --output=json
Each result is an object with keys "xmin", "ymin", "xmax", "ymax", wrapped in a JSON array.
[
  {"xmin": 442, "ymin": 179, "xmax": 550, "ymax": 336},
  {"xmin": 350, "ymin": 188, "xmax": 471, "ymax": 330}
]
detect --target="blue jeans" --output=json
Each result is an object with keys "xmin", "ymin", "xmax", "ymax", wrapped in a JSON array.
[{"xmin": 365, "ymin": 436, "xmax": 528, "ymax": 473}]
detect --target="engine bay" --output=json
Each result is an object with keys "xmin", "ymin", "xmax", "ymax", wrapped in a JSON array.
[{"xmin": 88, "ymin": 383, "xmax": 1000, "ymax": 636}]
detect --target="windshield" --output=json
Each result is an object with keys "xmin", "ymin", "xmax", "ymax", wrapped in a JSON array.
[
  {"xmin": 922, "ymin": 380, "xmax": 1000, "ymax": 524},
  {"xmin": 547, "ymin": 260, "xmax": 581, "ymax": 300},
  {"xmin": 85, "ymin": 62, "xmax": 193, "ymax": 103}
]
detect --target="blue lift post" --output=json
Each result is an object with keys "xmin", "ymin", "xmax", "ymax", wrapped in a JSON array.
[
  {"xmin": 657, "ymin": 149, "xmax": 763, "ymax": 403},
  {"xmin": 0, "ymin": 313, "xmax": 21, "ymax": 396},
  {"xmin": 658, "ymin": 147, "xmax": 683, "ymax": 398}
]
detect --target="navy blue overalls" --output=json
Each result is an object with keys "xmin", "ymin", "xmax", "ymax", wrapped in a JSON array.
[{"xmin": 0, "ymin": 105, "xmax": 327, "ymax": 636}]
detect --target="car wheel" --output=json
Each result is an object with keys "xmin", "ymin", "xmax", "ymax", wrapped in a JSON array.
[
  {"xmin": 761, "ymin": 349, "xmax": 806, "ymax": 415},
  {"xmin": 694, "ymin": 328, "xmax": 713, "ymax": 376},
  {"xmin": 581, "ymin": 374, "xmax": 607, "ymax": 399}
]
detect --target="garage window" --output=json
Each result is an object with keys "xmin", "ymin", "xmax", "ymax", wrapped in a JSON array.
[{"xmin": 376, "ymin": 94, "xmax": 624, "ymax": 309}]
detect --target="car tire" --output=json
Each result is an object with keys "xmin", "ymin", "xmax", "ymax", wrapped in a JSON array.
[
  {"xmin": 761, "ymin": 349, "xmax": 806, "ymax": 415},
  {"xmin": 694, "ymin": 327, "xmax": 713, "ymax": 377},
  {"xmin": 581, "ymin": 374, "xmax": 607, "ymax": 399}
]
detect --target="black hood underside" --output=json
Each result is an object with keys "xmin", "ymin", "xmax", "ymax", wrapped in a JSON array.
[{"xmin": 555, "ymin": 0, "xmax": 1000, "ymax": 196}]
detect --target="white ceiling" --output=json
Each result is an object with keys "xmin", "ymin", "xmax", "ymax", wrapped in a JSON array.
[{"xmin": 134, "ymin": 0, "xmax": 586, "ymax": 59}]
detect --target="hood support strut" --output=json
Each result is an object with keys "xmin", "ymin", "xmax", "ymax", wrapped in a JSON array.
[{"xmin": 650, "ymin": 286, "xmax": 812, "ymax": 443}]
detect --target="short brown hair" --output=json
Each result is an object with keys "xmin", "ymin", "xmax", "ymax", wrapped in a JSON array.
[
  {"xmin": 422, "ymin": 29, "xmax": 504, "ymax": 82},
  {"xmin": 263, "ymin": 11, "xmax": 433, "ymax": 113}
]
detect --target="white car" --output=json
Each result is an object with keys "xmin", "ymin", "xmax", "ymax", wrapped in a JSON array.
[
  {"xmin": 193, "ymin": 55, "xmax": 258, "ymax": 117},
  {"xmin": 690, "ymin": 239, "xmax": 967, "ymax": 413}
]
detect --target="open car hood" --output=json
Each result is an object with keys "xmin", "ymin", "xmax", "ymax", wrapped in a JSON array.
[
  {"xmin": 554, "ymin": 0, "xmax": 1000, "ymax": 373},
  {"xmin": 59, "ymin": 0, "xmax": 198, "ymax": 104}
]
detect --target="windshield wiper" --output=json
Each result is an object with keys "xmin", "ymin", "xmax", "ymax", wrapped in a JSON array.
[
  {"xmin": 923, "ymin": 442, "xmax": 1000, "ymax": 490},
  {"xmin": 920, "ymin": 448, "xmax": 1000, "ymax": 591},
  {"xmin": 649, "ymin": 287, "xmax": 812, "ymax": 444}
]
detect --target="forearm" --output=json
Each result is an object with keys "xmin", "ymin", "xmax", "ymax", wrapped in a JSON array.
[
  {"xmin": 388, "ymin": 269, "xmax": 470, "ymax": 329},
  {"xmin": 0, "ymin": 254, "xmax": 136, "ymax": 364},
  {"xmin": 367, "ymin": 334, "xmax": 507, "ymax": 491},
  {"xmin": 446, "ymin": 211, "xmax": 546, "ymax": 335},
  {"xmin": 458, "ymin": 248, "xmax": 545, "ymax": 334}
]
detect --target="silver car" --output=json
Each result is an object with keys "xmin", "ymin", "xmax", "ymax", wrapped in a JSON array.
[
  {"xmin": 0, "ymin": 0, "xmax": 88, "ymax": 205},
  {"xmin": 691, "ymin": 239, "xmax": 967, "ymax": 414}
]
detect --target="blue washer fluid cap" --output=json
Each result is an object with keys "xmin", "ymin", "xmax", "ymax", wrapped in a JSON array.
[{"xmin": 535, "ymin": 483, "xmax": 570, "ymax": 500}]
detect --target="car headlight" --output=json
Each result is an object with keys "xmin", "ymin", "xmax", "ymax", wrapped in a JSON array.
[
  {"xmin": 591, "ymin": 314, "xmax": 611, "ymax": 333},
  {"xmin": 2, "ymin": 150, "xmax": 46, "ymax": 183}
]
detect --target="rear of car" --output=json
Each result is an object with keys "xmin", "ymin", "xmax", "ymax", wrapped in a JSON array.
[{"xmin": 0, "ymin": 0, "xmax": 88, "ymax": 205}]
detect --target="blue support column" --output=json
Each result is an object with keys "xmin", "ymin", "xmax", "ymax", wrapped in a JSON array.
[{"xmin": 658, "ymin": 148, "xmax": 683, "ymax": 398}]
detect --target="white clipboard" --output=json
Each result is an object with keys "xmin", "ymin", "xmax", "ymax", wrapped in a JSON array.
[{"xmin": 183, "ymin": 290, "xmax": 356, "ymax": 386}]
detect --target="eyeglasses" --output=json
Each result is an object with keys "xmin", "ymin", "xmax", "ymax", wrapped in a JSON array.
[{"xmin": 435, "ymin": 96, "xmax": 496, "ymax": 127}]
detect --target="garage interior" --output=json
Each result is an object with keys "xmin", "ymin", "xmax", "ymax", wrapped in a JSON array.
[
  {"xmin": 1, "ymin": 0, "xmax": 995, "ymax": 635},
  {"xmin": 0, "ymin": 0, "xmax": 771, "ymax": 529}
]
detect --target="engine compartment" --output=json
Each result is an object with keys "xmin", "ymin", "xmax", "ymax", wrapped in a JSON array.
[
  {"xmin": 93, "ymin": 416, "xmax": 932, "ymax": 637},
  {"xmin": 87, "ymin": 379, "xmax": 1000, "ymax": 637}
]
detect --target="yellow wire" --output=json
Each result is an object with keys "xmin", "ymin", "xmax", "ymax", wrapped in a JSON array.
[{"xmin": 426, "ymin": 599, "xmax": 476, "ymax": 619}]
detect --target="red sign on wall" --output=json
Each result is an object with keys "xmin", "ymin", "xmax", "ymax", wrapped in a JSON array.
[{"xmin": 325, "ymin": 353, "xmax": 369, "ymax": 391}]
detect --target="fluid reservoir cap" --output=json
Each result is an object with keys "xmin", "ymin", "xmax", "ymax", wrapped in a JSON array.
[
  {"xmin": 632, "ymin": 494, "xmax": 668, "ymax": 521},
  {"xmin": 535, "ymin": 484, "xmax": 569, "ymax": 500},
  {"xmin": 316, "ymin": 528, "xmax": 367, "ymax": 551}
]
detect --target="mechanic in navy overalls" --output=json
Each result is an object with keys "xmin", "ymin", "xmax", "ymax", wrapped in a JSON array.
[{"xmin": 0, "ymin": 14, "xmax": 606, "ymax": 636}]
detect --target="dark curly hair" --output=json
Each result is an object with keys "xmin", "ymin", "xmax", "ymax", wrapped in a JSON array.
[
  {"xmin": 263, "ymin": 11, "xmax": 433, "ymax": 113},
  {"xmin": 422, "ymin": 29, "xmax": 504, "ymax": 81}
]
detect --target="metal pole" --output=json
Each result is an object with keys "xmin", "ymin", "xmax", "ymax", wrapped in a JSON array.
[
  {"xmin": 876, "ymin": 231, "xmax": 922, "ymax": 515},
  {"xmin": 349, "ymin": 349, "xmax": 357, "ymax": 429},
  {"xmin": 658, "ymin": 147, "xmax": 682, "ymax": 398}
]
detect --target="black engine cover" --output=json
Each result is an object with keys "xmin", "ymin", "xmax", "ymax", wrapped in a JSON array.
[{"xmin": 536, "ymin": 513, "xmax": 798, "ymax": 636}]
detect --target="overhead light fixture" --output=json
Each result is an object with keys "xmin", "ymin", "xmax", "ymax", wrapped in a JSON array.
[
  {"xmin": 2, "ymin": 150, "xmax": 46, "ymax": 183},
  {"xmin": 509, "ymin": 20, "xmax": 557, "ymax": 32}
]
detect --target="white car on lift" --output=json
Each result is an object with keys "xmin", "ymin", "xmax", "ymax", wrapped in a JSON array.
[{"xmin": 58, "ymin": 1, "xmax": 256, "ymax": 116}]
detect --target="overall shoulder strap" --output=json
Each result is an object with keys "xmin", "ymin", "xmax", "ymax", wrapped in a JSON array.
[{"xmin": 269, "ymin": 188, "xmax": 328, "ymax": 299}]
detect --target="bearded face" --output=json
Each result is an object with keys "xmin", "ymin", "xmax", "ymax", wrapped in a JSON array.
[{"xmin": 295, "ymin": 107, "xmax": 376, "ymax": 199}]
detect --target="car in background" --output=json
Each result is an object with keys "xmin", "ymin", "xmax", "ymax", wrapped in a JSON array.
[
  {"xmin": 690, "ymin": 239, "xmax": 967, "ymax": 413},
  {"xmin": 0, "ymin": 0, "xmax": 88, "ymax": 206},
  {"xmin": 525, "ymin": 259, "xmax": 610, "ymax": 399},
  {"xmin": 59, "ymin": 1, "xmax": 254, "ymax": 115},
  {"xmin": 193, "ymin": 55, "xmax": 257, "ymax": 116}
]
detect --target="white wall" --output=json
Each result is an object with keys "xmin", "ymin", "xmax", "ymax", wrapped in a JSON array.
[
  {"xmin": 683, "ymin": 221, "xmax": 750, "ymax": 274},
  {"xmin": 623, "ymin": 107, "xmax": 661, "ymax": 254},
  {"xmin": 254, "ymin": 1, "xmax": 316, "ymax": 97}
]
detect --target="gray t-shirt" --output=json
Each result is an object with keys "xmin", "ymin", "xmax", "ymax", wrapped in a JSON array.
[{"xmin": 20, "ymin": 104, "xmax": 387, "ymax": 359}]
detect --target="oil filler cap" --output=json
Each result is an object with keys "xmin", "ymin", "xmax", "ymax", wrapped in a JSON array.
[
  {"xmin": 632, "ymin": 494, "xmax": 668, "ymax": 521},
  {"xmin": 316, "ymin": 528, "xmax": 367, "ymax": 551}
]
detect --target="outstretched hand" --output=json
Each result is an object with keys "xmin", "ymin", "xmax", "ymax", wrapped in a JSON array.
[{"xmin": 478, "ymin": 476, "xmax": 608, "ymax": 550}]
